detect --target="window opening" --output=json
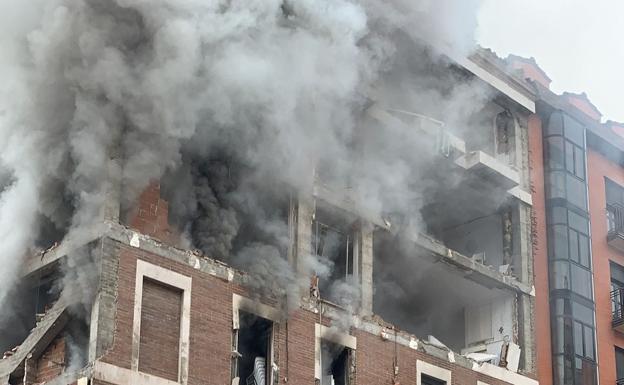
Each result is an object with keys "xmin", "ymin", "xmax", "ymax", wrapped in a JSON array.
[
  {"xmin": 421, "ymin": 374, "xmax": 446, "ymax": 385},
  {"xmin": 320, "ymin": 341, "xmax": 351, "ymax": 385},
  {"xmin": 232, "ymin": 311, "xmax": 273, "ymax": 385},
  {"xmin": 311, "ymin": 213, "xmax": 355, "ymax": 303}
]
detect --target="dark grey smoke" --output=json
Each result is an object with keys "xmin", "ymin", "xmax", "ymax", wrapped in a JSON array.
[{"xmin": 0, "ymin": 0, "xmax": 487, "ymax": 334}]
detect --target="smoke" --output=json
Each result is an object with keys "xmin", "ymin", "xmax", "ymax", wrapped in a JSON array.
[{"xmin": 0, "ymin": 0, "xmax": 489, "ymax": 342}]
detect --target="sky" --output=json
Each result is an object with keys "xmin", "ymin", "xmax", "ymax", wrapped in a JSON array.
[{"xmin": 477, "ymin": 0, "xmax": 624, "ymax": 123}]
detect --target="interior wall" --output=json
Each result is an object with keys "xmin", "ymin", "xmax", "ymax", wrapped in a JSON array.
[{"xmin": 443, "ymin": 213, "xmax": 504, "ymax": 268}]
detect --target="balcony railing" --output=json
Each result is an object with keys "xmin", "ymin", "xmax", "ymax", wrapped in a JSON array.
[
  {"xmin": 617, "ymin": 378, "xmax": 624, "ymax": 385},
  {"xmin": 607, "ymin": 204, "xmax": 624, "ymax": 253},
  {"xmin": 612, "ymin": 288, "xmax": 624, "ymax": 332}
]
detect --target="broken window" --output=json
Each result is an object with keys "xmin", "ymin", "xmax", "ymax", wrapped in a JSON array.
[
  {"xmin": 310, "ymin": 206, "xmax": 358, "ymax": 303},
  {"xmin": 320, "ymin": 341, "xmax": 352, "ymax": 385},
  {"xmin": 495, "ymin": 110, "xmax": 515, "ymax": 164},
  {"xmin": 232, "ymin": 311, "xmax": 273, "ymax": 385}
]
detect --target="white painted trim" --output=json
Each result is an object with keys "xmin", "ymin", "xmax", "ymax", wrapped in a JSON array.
[
  {"xmin": 231, "ymin": 294, "xmax": 280, "ymax": 385},
  {"xmin": 132, "ymin": 259, "xmax": 192, "ymax": 385},
  {"xmin": 416, "ymin": 360, "xmax": 451, "ymax": 385},
  {"xmin": 472, "ymin": 362, "xmax": 539, "ymax": 385},
  {"xmin": 232, "ymin": 293, "xmax": 282, "ymax": 324},
  {"xmin": 457, "ymin": 57, "xmax": 536, "ymax": 113},
  {"xmin": 93, "ymin": 361, "xmax": 180, "ymax": 385},
  {"xmin": 477, "ymin": 382, "xmax": 490, "ymax": 385},
  {"xmin": 314, "ymin": 324, "xmax": 357, "ymax": 380}
]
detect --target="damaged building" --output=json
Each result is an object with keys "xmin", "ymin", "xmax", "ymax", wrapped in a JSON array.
[
  {"xmin": 0, "ymin": 2, "xmax": 543, "ymax": 385},
  {"xmin": 0, "ymin": 51, "xmax": 540, "ymax": 385}
]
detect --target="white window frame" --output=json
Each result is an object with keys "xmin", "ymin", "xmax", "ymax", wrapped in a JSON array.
[
  {"xmin": 416, "ymin": 360, "xmax": 451, "ymax": 385},
  {"xmin": 132, "ymin": 259, "xmax": 192, "ymax": 385},
  {"xmin": 314, "ymin": 323, "xmax": 357, "ymax": 381}
]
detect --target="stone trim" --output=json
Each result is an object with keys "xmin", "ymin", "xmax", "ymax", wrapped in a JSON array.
[
  {"xmin": 416, "ymin": 360, "xmax": 451, "ymax": 385},
  {"xmin": 132, "ymin": 259, "xmax": 192, "ymax": 385}
]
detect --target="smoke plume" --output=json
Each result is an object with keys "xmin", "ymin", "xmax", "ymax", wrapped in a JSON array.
[{"xmin": 0, "ymin": 0, "xmax": 488, "ymax": 344}]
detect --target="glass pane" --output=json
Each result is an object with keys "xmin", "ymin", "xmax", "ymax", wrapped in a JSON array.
[
  {"xmin": 547, "ymin": 137, "xmax": 565, "ymax": 170},
  {"xmin": 578, "ymin": 235, "xmax": 590, "ymax": 267},
  {"xmin": 547, "ymin": 171, "xmax": 566, "ymax": 199},
  {"xmin": 565, "ymin": 141, "xmax": 574, "ymax": 173},
  {"xmin": 551, "ymin": 206, "xmax": 568, "ymax": 224},
  {"xmin": 606, "ymin": 178, "xmax": 624, "ymax": 205},
  {"xmin": 566, "ymin": 175, "xmax": 587, "ymax": 210},
  {"xmin": 583, "ymin": 325, "xmax": 594, "ymax": 359},
  {"xmin": 550, "ymin": 225, "xmax": 569, "ymax": 260},
  {"xmin": 573, "ymin": 302, "xmax": 594, "ymax": 325},
  {"xmin": 553, "ymin": 297, "xmax": 573, "ymax": 317},
  {"xmin": 564, "ymin": 114, "xmax": 585, "ymax": 147},
  {"xmin": 568, "ymin": 230, "xmax": 579, "ymax": 263},
  {"xmin": 571, "ymin": 264, "xmax": 592, "ymax": 299},
  {"xmin": 552, "ymin": 317, "xmax": 574, "ymax": 354},
  {"xmin": 568, "ymin": 210, "xmax": 589, "ymax": 234},
  {"xmin": 574, "ymin": 146, "xmax": 585, "ymax": 180},
  {"xmin": 548, "ymin": 112, "xmax": 564, "ymax": 136},
  {"xmin": 575, "ymin": 359, "xmax": 597, "ymax": 385},
  {"xmin": 552, "ymin": 261, "xmax": 571, "ymax": 289},
  {"xmin": 616, "ymin": 347, "xmax": 624, "ymax": 380},
  {"xmin": 573, "ymin": 322, "xmax": 583, "ymax": 356}
]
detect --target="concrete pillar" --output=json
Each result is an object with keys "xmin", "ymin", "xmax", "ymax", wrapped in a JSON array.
[
  {"xmin": 294, "ymin": 196, "xmax": 314, "ymax": 295},
  {"xmin": 513, "ymin": 202, "xmax": 534, "ymax": 286},
  {"xmin": 359, "ymin": 223, "xmax": 374, "ymax": 317},
  {"xmin": 103, "ymin": 153, "xmax": 121, "ymax": 223},
  {"xmin": 91, "ymin": 237, "xmax": 121, "ymax": 359},
  {"xmin": 518, "ymin": 293, "xmax": 536, "ymax": 374}
]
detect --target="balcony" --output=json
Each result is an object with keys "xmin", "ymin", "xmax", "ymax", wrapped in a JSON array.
[
  {"xmin": 618, "ymin": 379, "xmax": 624, "ymax": 385},
  {"xmin": 607, "ymin": 203, "xmax": 624, "ymax": 253},
  {"xmin": 611, "ymin": 288, "xmax": 624, "ymax": 333}
]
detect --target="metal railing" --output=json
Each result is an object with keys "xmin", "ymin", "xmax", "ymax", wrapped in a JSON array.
[
  {"xmin": 612, "ymin": 288, "xmax": 624, "ymax": 326},
  {"xmin": 607, "ymin": 203, "xmax": 624, "ymax": 235},
  {"xmin": 616, "ymin": 378, "xmax": 624, "ymax": 385}
]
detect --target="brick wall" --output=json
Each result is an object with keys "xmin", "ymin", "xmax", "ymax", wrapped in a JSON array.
[
  {"xmin": 34, "ymin": 336, "xmax": 66, "ymax": 383},
  {"xmin": 128, "ymin": 181, "xmax": 174, "ymax": 243},
  {"xmin": 138, "ymin": 278, "xmax": 182, "ymax": 381},
  {"xmin": 587, "ymin": 148, "xmax": 624, "ymax": 385},
  {"xmin": 95, "ymin": 238, "xmax": 530, "ymax": 385}
]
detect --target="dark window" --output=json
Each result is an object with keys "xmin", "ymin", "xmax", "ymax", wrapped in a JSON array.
[
  {"xmin": 547, "ymin": 137, "xmax": 565, "ymax": 170},
  {"xmin": 566, "ymin": 175, "xmax": 587, "ymax": 210},
  {"xmin": 607, "ymin": 179, "xmax": 624, "ymax": 205},
  {"xmin": 549, "ymin": 225, "xmax": 569, "ymax": 260},
  {"xmin": 570, "ymin": 264, "xmax": 592, "ymax": 299},
  {"xmin": 547, "ymin": 112, "xmax": 564, "ymax": 136},
  {"xmin": 616, "ymin": 346, "xmax": 624, "ymax": 381},
  {"xmin": 233, "ymin": 312, "xmax": 273, "ymax": 385},
  {"xmin": 421, "ymin": 374, "xmax": 446, "ymax": 385},
  {"xmin": 564, "ymin": 115, "xmax": 585, "ymax": 147},
  {"xmin": 321, "ymin": 341, "xmax": 351, "ymax": 385}
]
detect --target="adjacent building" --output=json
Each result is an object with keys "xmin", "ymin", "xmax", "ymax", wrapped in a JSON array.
[{"xmin": 516, "ymin": 56, "xmax": 624, "ymax": 385}]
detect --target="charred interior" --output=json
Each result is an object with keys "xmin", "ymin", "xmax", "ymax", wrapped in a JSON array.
[
  {"xmin": 321, "ymin": 341, "xmax": 351, "ymax": 385},
  {"xmin": 373, "ymin": 230, "xmax": 515, "ymax": 358},
  {"xmin": 233, "ymin": 312, "xmax": 273, "ymax": 385}
]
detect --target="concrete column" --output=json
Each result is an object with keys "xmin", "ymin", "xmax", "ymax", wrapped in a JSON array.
[
  {"xmin": 103, "ymin": 154, "xmax": 121, "ymax": 223},
  {"xmin": 295, "ymin": 196, "xmax": 314, "ymax": 295},
  {"xmin": 518, "ymin": 293, "xmax": 536, "ymax": 374},
  {"xmin": 359, "ymin": 223, "xmax": 374, "ymax": 317},
  {"xmin": 92, "ymin": 237, "xmax": 121, "ymax": 359},
  {"xmin": 513, "ymin": 202, "xmax": 534, "ymax": 286}
]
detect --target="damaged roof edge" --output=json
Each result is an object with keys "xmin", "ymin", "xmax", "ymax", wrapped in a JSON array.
[
  {"xmin": 412, "ymin": 232, "xmax": 534, "ymax": 296},
  {"xmin": 0, "ymin": 298, "xmax": 69, "ymax": 379}
]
